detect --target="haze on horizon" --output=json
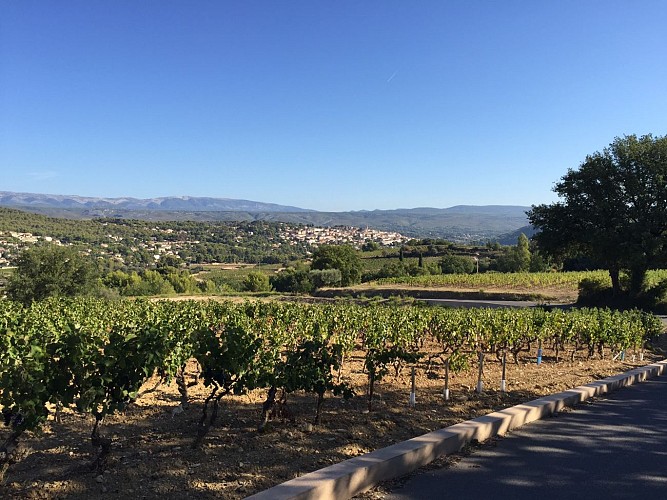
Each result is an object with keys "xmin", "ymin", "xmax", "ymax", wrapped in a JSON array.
[{"xmin": 2, "ymin": 2, "xmax": 666, "ymax": 212}]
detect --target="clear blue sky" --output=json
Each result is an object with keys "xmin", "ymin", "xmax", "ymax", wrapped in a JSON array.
[{"xmin": 2, "ymin": 1, "xmax": 666, "ymax": 212}]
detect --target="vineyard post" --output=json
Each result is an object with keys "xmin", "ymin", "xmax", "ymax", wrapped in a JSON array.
[
  {"xmin": 409, "ymin": 367, "xmax": 416, "ymax": 408},
  {"xmin": 500, "ymin": 352, "xmax": 507, "ymax": 393},
  {"xmin": 536, "ymin": 339, "xmax": 543, "ymax": 365},
  {"xmin": 443, "ymin": 359, "xmax": 450, "ymax": 401},
  {"xmin": 640, "ymin": 341, "xmax": 645, "ymax": 362},
  {"xmin": 476, "ymin": 352, "xmax": 484, "ymax": 393}
]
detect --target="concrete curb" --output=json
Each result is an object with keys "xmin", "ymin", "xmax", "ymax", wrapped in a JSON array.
[{"xmin": 245, "ymin": 359, "xmax": 667, "ymax": 500}]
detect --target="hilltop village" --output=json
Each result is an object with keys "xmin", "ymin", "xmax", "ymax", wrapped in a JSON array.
[{"xmin": 0, "ymin": 218, "xmax": 407, "ymax": 268}]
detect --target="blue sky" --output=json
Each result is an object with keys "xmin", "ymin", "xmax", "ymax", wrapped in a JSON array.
[{"xmin": 1, "ymin": 1, "xmax": 666, "ymax": 212}]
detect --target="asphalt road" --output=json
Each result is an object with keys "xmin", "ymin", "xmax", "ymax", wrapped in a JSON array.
[
  {"xmin": 422, "ymin": 298, "xmax": 544, "ymax": 309},
  {"xmin": 386, "ymin": 373, "xmax": 667, "ymax": 500}
]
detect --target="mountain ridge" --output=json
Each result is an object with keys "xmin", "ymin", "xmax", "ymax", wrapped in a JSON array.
[
  {"xmin": 0, "ymin": 191, "xmax": 532, "ymax": 242},
  {"xmin": 0, "ymin": 191, "xmax": 311, "ymax": 213}
]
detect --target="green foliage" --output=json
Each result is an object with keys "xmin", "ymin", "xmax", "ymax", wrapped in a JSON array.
[
  {"xmin": 311, "ymin": 244, "xmax": 362, "ymax": 287},
  {"xmin": 6, "ymin": 244, "xmax": 99, "ymax": 304},
  {"xmin": 528, "ymin": 250, "xmax": 551, "ymax": 272},
  {"xmin": 0, "ymin": 295, "xmax": 660, "ymax": 480},
  {"xmin": 166, "ymin": 271, "xmax": 200, "ymax": 294},
  {"xmin": 242, "ymin": 271, "xmax": 272, "ymax": 292},
  {"xmin": 578, "ymin": 276, "xmax": 614, "ymax": 305},
  {"xmin": 529, "ymin": 134, "xmax": 667, "ymax": 296},
  {"xmin": 281, "ymin": 338, "xmax": 353, "ymax": 424},
  {"xmin": 122, "ymin": 270, "xmax": 175, "ymax": 296},
  {"xmin": 361, "ymin": 240, "xmax": 381, "ymax": 252},
  {"xmin": 309, "ymin": 268, "xmax": 342, "ymax": 289},
  {"xmin": 439, "ymin": 255, "xmax": 475, "ymax": 274},
  {"xmin": 376, "ymin": 269, "xmax": 612, "ymax": 290},
  {"xmin": 0, "ymin": 297, "xmax": 661, "ymax": 474},
  {"xmin": 270, "ymin": 267, "xmax": 313, "ymax": 293},
  {"xmin": 0, "ymin": 208, "xmax": 312, "ymax": 270},
  {"xmin": 493, "ymin": 234, "xmax": 531, "ymax": 273}
]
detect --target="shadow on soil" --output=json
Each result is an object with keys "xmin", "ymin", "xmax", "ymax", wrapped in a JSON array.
[{"xmin": 0, "ymin": 384, "xmax": 549, "ymax": 499}]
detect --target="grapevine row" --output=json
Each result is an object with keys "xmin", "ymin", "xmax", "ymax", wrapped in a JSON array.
[
  {"xmin": 375, "ymin": 269, "xmax": 667, "ymax": 289},
  {"xmin": 0, "ymin": 297, "xmax": 661, "ymax": 477}
]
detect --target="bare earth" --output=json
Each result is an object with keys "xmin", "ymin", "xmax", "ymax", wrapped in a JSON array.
[{"xmin": 1, "ymin": 339, "xmax": 663, "ymax": 499}]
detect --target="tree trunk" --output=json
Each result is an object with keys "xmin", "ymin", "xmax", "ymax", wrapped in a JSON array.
[
  {"xmin": 609, "ymin": 266, "xmax": 621, "ymax": 295},
  {"xmin": 629, "ymin": 266, "xmax": 647, "ymax": 297}
]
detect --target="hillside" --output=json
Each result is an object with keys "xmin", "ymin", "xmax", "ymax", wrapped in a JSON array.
[
  {"xmin": 0, "ymin": 191, "xmax": 310, "ymax": 213},
  {"xmin": 0, "ymin": 192, "xmax": 530, "ymax": 242}
]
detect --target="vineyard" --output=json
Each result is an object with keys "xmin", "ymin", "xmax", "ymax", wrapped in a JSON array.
[
  {"xmin": 375, "ymin": 269, "xmax": 667, "ymax": 292},
  {"xmin": 0, "ymin": 298, "xmax": 663, "ymax": 498}
]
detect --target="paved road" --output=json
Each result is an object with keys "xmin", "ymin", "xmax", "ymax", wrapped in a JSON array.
[
  {"xmin": 386, "ymin": 373, "xmax": 667, "ymax": 499},
  {"xmin": 422, "ymin": 298, "xmax": 545, "ymax": 309}
]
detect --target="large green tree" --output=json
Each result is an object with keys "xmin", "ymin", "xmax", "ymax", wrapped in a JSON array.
[
  {"xmin": 528, "ymin": 134, "xmax": 667, "ymax": 296},
  {"xmin": 494, "ymin": 234, "xmax": 532, "ymax": 273},
  {"xmin": 7, "ymin": 244, "xmax": 99, "ymax": 304},
  {"xmin": 310, "ymin": 244, "xmax": 362, "ymax": 287}
]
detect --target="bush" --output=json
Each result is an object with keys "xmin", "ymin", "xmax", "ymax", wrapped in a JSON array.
[
  {"xmin": 124, "ymin": 270, "xmax": 175, "ymax": 296},
  {"xmin": 243, "ymin": 271, "xmax": 272, "ymax": 292},
  {"xmin": 166, "ymin": 271, "xmax": 200, "ymax": 294},
  {"xmin": 309, "ymin": 269, "xmax": 342, "ymax": 288},
  {"xmin": 270, "ymin": 268, "xmax": 313, "ymax": 294},
  {"xmin": 439, "ymin": 255, "xmax": 474, "ymax": 274},
  {"xmin": 7, "ymin": 244, "xmax": 99, "ymax": 304},
  {"xmin": 577, "ymin": 276, "xmax": 614, "ymax": 305}
]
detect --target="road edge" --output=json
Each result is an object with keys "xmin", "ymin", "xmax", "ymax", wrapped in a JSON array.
[{"xmin": 245, "ymin": 359, "xmax": 667, "ymax": 500}]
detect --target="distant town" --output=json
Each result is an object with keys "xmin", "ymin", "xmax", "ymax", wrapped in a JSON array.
[{"xmin": 0, "ymin": 224, "xmax": 408, "ymax": 268}]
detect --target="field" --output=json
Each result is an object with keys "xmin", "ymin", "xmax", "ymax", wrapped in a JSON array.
[{"xmin": 1, "ymin": 299, "xmax": 664, "ymax": 499}]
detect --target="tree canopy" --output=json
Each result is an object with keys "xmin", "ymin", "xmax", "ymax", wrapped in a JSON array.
[
  {"xmin": 528, "ymin": 134, "xmax": 667, "ymax": 296},
  {"xmin": 494, "ymin": 234, "xmax": 531, "ymax": 273},
  {"xmin": 310, "ymin": 244, "xmax": 362, "ymax": 287},
  {"xmin": 7, "ymin": 244, "xmax": 99, "ymax": 304}
]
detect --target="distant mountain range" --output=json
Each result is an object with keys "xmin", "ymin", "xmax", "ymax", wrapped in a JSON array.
[
  {"xmin": 0, "ymin": 191, "xmax": 532, "ymax": 243},
  {"xmin": 0, "ymin": 191, "xmax": 310, "ymax": 213}
]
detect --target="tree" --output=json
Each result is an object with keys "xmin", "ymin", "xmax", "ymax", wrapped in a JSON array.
[
  {"xmin": 439, "ymin": 255, "xmax": 475, "ymax": 274},
  {"xmin": 310, "ymin": 244, "xmax": 362, "ymax": 287},
  {"xmin": 124, "ymin": 270, "xmax": 175, "ymax": 296},
  {"xmin": 7, "ymin": 244, "xmax": 98, "ymax": 304},
  {"xmin": 493, "ymin": 235, "xmax": 531, "ymax": 273},
  {"xmin": 516, "ymin": 234, "xmax": 531, "ymax": 270},
  {"xmin": 270, "ymin": 267, "xmax": 313, "ymax": 294},
  {"xmin": 309, "ymin": 269, "xmax": 342, "ymax": 288},
  {"xmin": 242, "ymin": 271, "xmax": 271, "ymax": 292},
  {"xmin": 528, "ymin": 134, "xmax": 667, "ymax": 296},
  {"xmin": 361, "ymin": 240, "xmax": 380, "ymax": 252}
]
